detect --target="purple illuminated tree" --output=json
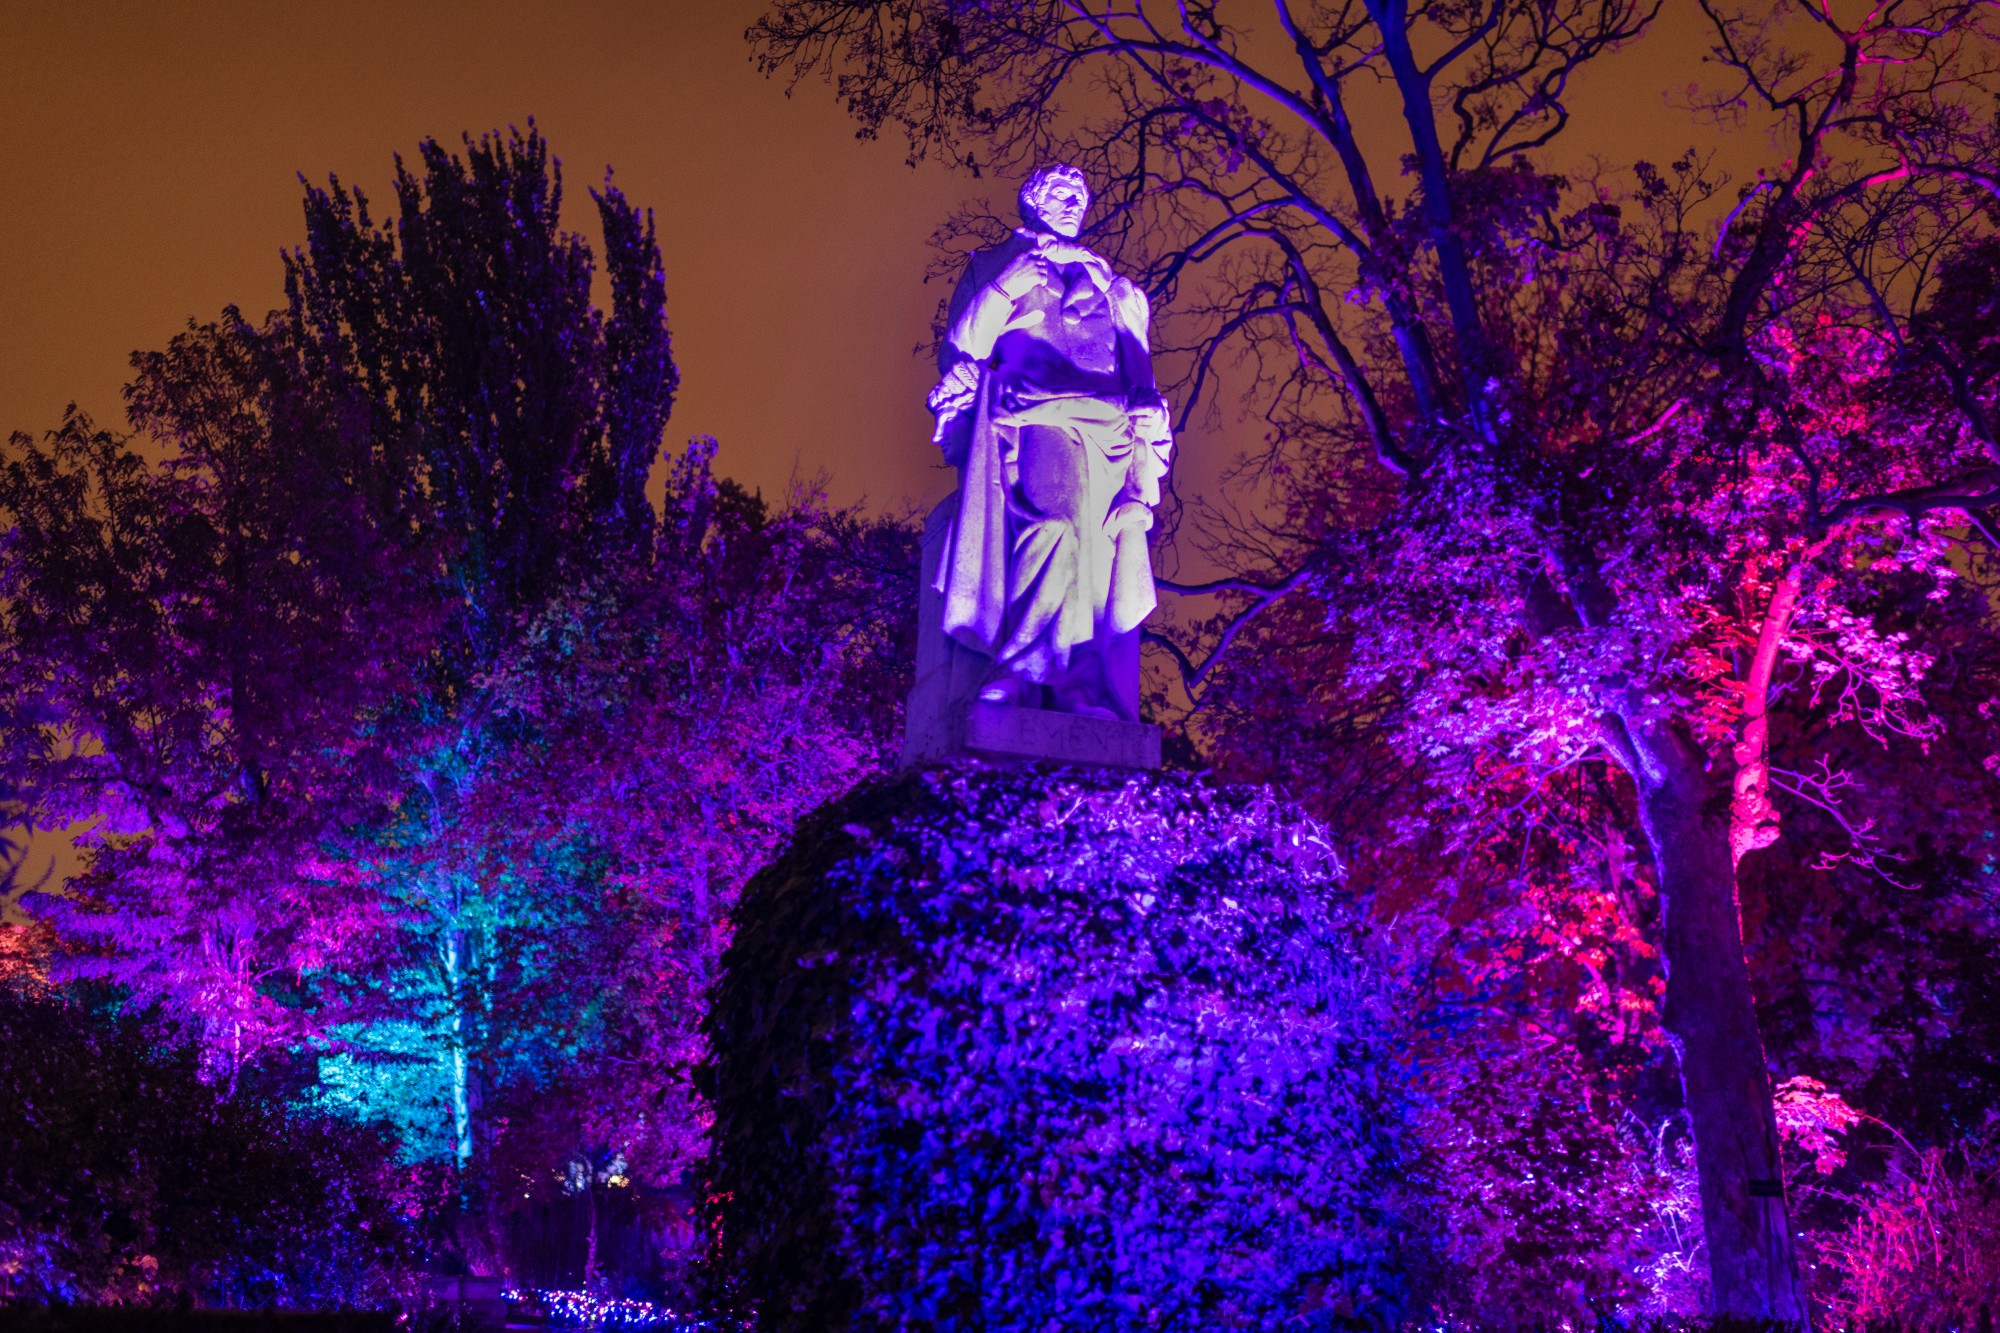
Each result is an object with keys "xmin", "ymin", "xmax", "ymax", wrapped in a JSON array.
[
  {"xmin": 752, "ymin": 0, "xmax": 2000, "ymax": 1314},
  {"xmin": 455, "ymin": 450, "xmax": 914, "ymax": 1211},
  {"xmin": 0, "ymin": 314, "xmax": 436, "ymax": 1075}
]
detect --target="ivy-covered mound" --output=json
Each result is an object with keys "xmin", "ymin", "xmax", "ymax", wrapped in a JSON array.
[{"xmin": 702, "ymin": 766, "xmax": 1408, "ymax": 1332}]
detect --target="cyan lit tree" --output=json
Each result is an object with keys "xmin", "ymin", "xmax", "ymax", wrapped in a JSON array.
[{"xmin": 276, "ymin": 125, "xmax": 684, "ymax": 1209}]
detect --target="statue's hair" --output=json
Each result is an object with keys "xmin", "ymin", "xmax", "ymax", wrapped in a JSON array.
[{"xmin": 1018, "ymin": 164, "xmax": 1091, "ymax": 230}]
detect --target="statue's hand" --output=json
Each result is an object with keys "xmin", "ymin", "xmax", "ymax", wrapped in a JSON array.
[
  {"xmin": 1128, "ymin": 402, "xmax": 1172, "ymax": 445},
  {"xmin": 928, "ymin": 361, "xmax": 982, "ymax": 421},
  {"xmin": 996, "ymin": 250, "xmax": 1057, "ymax": 298},
  {"xmin": 1037, "ymin": 239, "xmax": 1114, "ymax": 288}
]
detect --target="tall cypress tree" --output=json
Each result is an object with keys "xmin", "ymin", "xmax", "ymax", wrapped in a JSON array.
[{"xmin": 284, "ymin": 123, "xmax": 677, "ymax": 663}]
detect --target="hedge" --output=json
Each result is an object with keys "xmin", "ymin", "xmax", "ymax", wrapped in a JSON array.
[{"xmin": 702, "ymin": 766, "xmax": 1408, "ymax": 1331}]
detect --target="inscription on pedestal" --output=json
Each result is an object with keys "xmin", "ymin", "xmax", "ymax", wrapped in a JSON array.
[
  {"xmin": 961, "ymin": 701, "xmax": 1161, "ymax": 770},
  {"xmin": 906, "ymin": 700, "xmax": 1161, "ymax": 771}
]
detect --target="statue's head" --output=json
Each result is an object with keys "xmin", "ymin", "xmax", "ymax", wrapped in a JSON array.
[{"xmin": 1019, "ymin": 165, "xmax": 1090, "ymax": 238}]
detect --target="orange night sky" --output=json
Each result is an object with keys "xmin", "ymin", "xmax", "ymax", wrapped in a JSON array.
[
  {"xmin": 3, "ymin": 2, "xmax": 1759, "ymax": 513},
  {"xmin": 1, "ymin": 0, "xmax": 987, "ymax": 514},
  {"xmin": 0, "ymin": 1, "xmax": 1778, "ymax": 906}
]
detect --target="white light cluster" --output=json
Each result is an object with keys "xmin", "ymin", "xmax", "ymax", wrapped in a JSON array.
[{"xmin": 507, "ymin": 1288, "xmax": 726, "ymax": 1330}]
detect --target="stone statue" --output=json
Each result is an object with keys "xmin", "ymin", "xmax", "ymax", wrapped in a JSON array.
[{"xmin": 902, "ymin": 166, "xmax": 1172, "ymax": 769}]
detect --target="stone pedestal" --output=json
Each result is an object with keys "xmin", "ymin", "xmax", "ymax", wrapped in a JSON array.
[
  {"xmin": 912, "ymin": 699, "xmax": 1161, "ymax": 771},
  {"xmin": 900, "ymin": 496, "xmax": 1161, "ymax": 771}
]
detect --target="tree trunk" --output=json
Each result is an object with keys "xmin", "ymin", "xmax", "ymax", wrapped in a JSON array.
[
  {"xmin": 447, "ymin": 928, "xmax": 476, "ymax": 1171},
  {"xmin": 1731, "ymin": 567, "xmax": 1802, "ymax": 867},
  {"xmin": 1624, "ymin": 718, "xmax": 1807, "ymax": 1320}
]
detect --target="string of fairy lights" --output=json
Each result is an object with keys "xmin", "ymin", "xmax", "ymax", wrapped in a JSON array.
[{"xmin": 506, "ymin": 1288, "xmax": 730, "ymax": 1330}]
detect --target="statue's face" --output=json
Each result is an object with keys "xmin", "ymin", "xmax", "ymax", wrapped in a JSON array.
[{"xmin": 1027, "ymin": 176, "xmax": 1089, "ymax": 238}]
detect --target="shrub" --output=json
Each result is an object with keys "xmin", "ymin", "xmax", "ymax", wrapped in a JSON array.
[
  {"xmin": 1411, "ymin": 1041, "xmax": 1663, "ymax": 1321},
  {"xmin": 702, "ymin": 767, "xmax": 1408, "ymax": 1331},
  {"xmin": 1803, "ymin": 1126, "xmax": 2000, "ymax": 1326},
  {"xmin": 0, "ymin": 989, "xmax": 420, "ymax": 1307}
]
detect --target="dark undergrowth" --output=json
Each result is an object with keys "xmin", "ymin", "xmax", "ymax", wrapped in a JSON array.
[{"xmin": 0, "ymin": 1311, "xmax": 394, "ymax": 1332}]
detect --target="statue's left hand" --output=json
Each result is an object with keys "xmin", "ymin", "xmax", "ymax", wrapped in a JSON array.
[
  {"xmin": 1128, "ymin": 402, "xmax": 1172, "ymax": 445},
  {"xmin": 929, "ymin": 361, "xmax": 982, "ymax": 425},
  {"xmin": 1036, "ymin": 238, "xmax": 1115, "ymax": 288}
]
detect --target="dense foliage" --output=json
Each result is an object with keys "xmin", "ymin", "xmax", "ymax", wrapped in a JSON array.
[
  {"xmin": 1, "ymin": 126, "xmax": 914, "ymax": 1301},
  {"xmin": 704, "ymin": 767, "xmax": 1406, "ymax": 1331},
  {"xmin": 753, "ymin": 0, "xmax": 2000, "ymax": 1320},
  {"xmin": 3, "ymin": 7, "xmax": 2000, "ymax": 1316},
  {"xmin": 0, "ymin": 987, "xmax": 416, "ymax": 1308}
]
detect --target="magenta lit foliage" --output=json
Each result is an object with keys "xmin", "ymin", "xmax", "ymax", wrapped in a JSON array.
[{"xmin": 703, "ymin": 766, "xmax": 1408, "ymax": 1331}]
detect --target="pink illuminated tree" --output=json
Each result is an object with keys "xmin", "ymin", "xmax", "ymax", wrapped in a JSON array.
[{"xmin": 751, "ymin": 0, "xmax": 2000, "ymax": 1313}]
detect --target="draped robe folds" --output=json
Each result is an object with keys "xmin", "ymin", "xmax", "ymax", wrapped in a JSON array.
[{"xmin": 932, "ymin": 229, "xmax": 1171, "ymax": 719}]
